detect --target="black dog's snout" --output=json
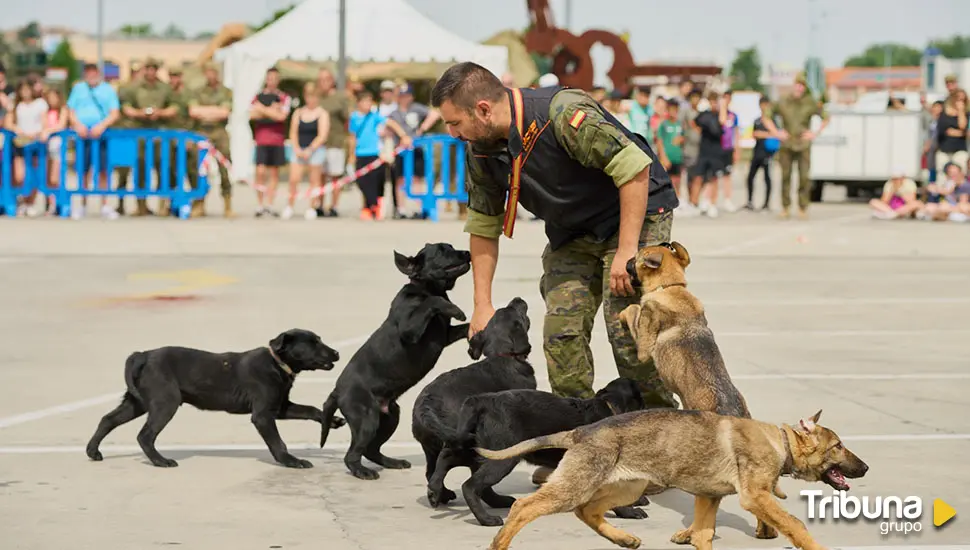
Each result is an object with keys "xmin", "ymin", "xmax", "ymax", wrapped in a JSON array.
[
  {"xmin": 461, "ymin": 251, "xmax": 471, "ymax": 261},
  {"xmin": 332, "ymin": 350, "xmax": 340, "ymax": 361},
  {"xmin": 626, "ymin": 258, "xmax": 639, "ymax": 285}
]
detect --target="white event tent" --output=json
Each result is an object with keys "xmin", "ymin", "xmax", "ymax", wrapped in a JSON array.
[{"xmin": 214, "ymin": 0, "xmax": 510, "ymax": 181}]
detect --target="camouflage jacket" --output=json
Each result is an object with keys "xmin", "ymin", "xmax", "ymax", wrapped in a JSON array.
[
  {"xmin": 188, "ymin": 83, "xmax": 233, "ymax": 132},
  {"xmin": 122, "ymin": 80, "xmax": 175, "ymax": 129},
  {"xmin": 465, "ymin": 86, "xmax": 676, "ymax": 248}
]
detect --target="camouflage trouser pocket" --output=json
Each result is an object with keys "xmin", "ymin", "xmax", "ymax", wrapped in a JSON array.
[{"xmin": 639, "ymin": 211, "xmax": 674, "ymax": 248}]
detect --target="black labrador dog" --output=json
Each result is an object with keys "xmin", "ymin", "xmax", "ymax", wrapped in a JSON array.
[
  {"xmin": 442, "ymin": 377, "xmax": 648, "ymax": 526},
  {"xmin": 412, "ymin": 296, "xmax": 537, "ymax": 508},
  {"xmin": 320, "ymin": 242, "xmax": 471, "ymax": 480},
  {"xmin": 85, "ymin": 329, "xmax": 344, "ymax": 469}
]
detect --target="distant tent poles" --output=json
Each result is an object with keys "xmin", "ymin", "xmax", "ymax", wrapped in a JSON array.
[{"xmin": 337, "ymin": 0, "xmax": 347, "ymax": 90}]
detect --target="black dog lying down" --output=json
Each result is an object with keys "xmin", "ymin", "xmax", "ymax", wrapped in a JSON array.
[
  {"xmin": 86, "ymin": 329, "xmax": 345, "ymax": 468},
  {"xmin": 320, "ymin": 243, "xmax": 471, "ymax": 480},
  {"xmin": 412, "ymin": 297, "xmax": 537, "ymax": 508},
  {"xmin": 436, "ymin": 378, "xmax": 648, "ymax": 527}
]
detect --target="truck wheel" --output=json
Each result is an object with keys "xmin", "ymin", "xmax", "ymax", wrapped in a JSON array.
[
  {"xmin": 845, "ymin": 186, "xmax": 861, "ymax": 199},
  {"xmin": 810, "ymin": 181, "xmax": 824, "ymax": 203}
]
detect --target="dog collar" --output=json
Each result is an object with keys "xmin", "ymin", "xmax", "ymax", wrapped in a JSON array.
[
  {"xmin": 266, "ymin": 346, "xmax": 295, "ymax": 377},
  {"xmin": 605, "ymin": 401, "xmax": 619, "ymax": 415},
  {"xmin": 646, "ymin": 282, "xmax": 687, "ymax": 294},
  {"xmin": 779, "ymin": 426, "xmax": 795, "ymax": 476}
]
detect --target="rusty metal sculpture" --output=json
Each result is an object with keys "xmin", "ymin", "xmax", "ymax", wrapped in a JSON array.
[{"xmin": 523, "ymin": 0, "xmax": 720, "ymax": 93}]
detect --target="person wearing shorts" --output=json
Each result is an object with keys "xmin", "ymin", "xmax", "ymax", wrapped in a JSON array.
[
  {"xmin": 285, "ymin": 81, "xmax": 330, "ymax": 220},
  {"xmin": 387, "ymin": 83, "xmax": 439, "ymax": 219},
  {"xmin": 249, "ymin": 67, "xmax": 291, "ymax": 217},
  {"xmin": 870, "ymin": 167, "xmax": 922, "ymax": 220},
  {"xmin": 315, "ymin": 69, "xmax": 352, "ymax": 217},
  {"xmin": 655, "ymin": 99, "xmax": 684, "ymax": 200},
  {"xmin": 688, "ymin": 91, "xmax": 726, "ymax": 217},
  {"xmin": 348, "ymin": 90, "xmax": 410, "ymax": 220}
]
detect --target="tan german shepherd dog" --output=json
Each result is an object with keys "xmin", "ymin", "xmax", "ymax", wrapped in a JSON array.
[{"xmin": 477, "ymin": 409, "xmax": 868, "ymax": 550}]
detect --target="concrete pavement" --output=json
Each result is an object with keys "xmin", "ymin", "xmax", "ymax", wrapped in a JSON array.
[{"xmin": 0, "ymin": 180, "xmax": 968, "ymax": 550}]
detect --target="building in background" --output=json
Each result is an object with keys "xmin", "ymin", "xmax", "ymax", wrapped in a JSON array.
[
  {"xmin": 824, "ymin": 67, "xmax": 922, "ymax": 104},
  {"xmin": 922, "ymin": 49, "xmax": 970, "ymax": 94}
]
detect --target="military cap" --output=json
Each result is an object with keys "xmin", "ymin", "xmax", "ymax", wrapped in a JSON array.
[
  {"xmin": 202, "ymin": 61, "xmax": 220, "ymax": 72},
  {"xmin": 130, "ymin": 60, "xmax": 143, "ymax": 71},
  {"xmin": 168, "ymin": 67, "xmax": 183, "ymax": 76},
  {"xmin": 945, "ymin": 73, "xmax": 958, "ymax": 84},
  {"xmin": 144, "ymin": 57, "xmax": 162, "ymax": 68},
  {"xmin": 793, "ymin": 72, "xmax": 808, "ymax": 86}
]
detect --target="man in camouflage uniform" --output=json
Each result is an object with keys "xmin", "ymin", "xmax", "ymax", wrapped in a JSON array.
[
  {"xmin": 167, "ymin": 67, "xmax": 200, "ymax": 214},
  {"xmin": 114, "ymin": 60, "xmax": 143, "ymax": 215},
  {"xmin": 121, "ymin": 57, "xmax": 177, "ymax": 216},
  {"xmin": 774, "ymin": 72, "xmax": 829, "ymax": 219},
  {"xmin": 430, "ymin": 62, "xmax": 680, "ymax": 413},
  {"xmin": 188, "ymin": 62, "xmax": 234, "ymax": 217}
]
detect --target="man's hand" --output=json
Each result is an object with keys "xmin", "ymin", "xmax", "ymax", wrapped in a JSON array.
[
  {"xmin": 801, "ymin": 130, "xmax": 816, "ymax": 141},
  {"xmin": 90, "ymin": 124, "xmax": 105, "ymax": 138},
  {"xmin": 468, "ymin": 304, "xmax": 496, "ymax": 338},
  {"xmin": 73, "ymin": 124, "xmax": 89, "ymax": 138},
  {"xmin": 610, "ymin": 247, "xmax": 636, "ymax": 297}
]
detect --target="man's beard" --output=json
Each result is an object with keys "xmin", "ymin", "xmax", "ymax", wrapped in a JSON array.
[{"xmin": 470, "ymin": 119, "xmax": 505, "ymax": 149}]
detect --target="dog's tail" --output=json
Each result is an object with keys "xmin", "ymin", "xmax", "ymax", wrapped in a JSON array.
[
  {"xmin": 123, "ymin": 351, "xmax": 148, "ymax": 404},
  {"xmin": 319, "ymin": 391, "xmax": 340, "ymax": 448},
  {"xmin": 475, "ymin": 430, "xmax": 577, "ymax": 461}
]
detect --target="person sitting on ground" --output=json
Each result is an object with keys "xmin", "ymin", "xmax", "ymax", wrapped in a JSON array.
[
  {"xmin": 919, "ymin": 162, "xmax": 970, "ymax": 221},
  {"xmin": 869, "ymin": 167, "xmax": 923, "ymax": 220}
]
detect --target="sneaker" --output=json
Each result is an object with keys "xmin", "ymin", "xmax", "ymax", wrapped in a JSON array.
[
  {"xmin": 797, "ymin": 209, "xmax": 809, "ymax": 220},
  {"xmin": 872, "ymin": 210, "xmax": 898, "ymax": 220},
  {"xmin": 255, "ymin": 206, "xmax": 266, "ymax": 218},
  {"xmin": 326, "ymin": 208, "xmax": 338, "ymax": 217},
  {"xmin": 720, "ymin": 199, "xmax": 738, "ymax": 213},
  {"xmin": 71, "ymin": 207, "xmax": 84, "ymax": 220},
  {"xmin": 15, "ymin": 204, "xmax": 27, "ymax": 217},
  {"xmin": 777, "ymin": 209, "xmax": 791, "ymax": 220},
  {"xmin": 281, "ymin": 206, "xmax": 294, "ymax": 220},
  {"xmin": 304, "ymin": 208, "xmax": 318, "ymax": 220},
  {"xmin": 101, "ymin": 205, "xmax": 120, "ymax": 220},
  {"xmin": 948, "ymin": 212, "xmax": 969, "ymax": 223},
  {"xmin": 359, "ymin": 208, "xmax": 373, "ymax": 221},
  {"xmin": 704, "ymin": 204, "xmax": 720, "ymax": 218},
  {"xmin": 675, "ymin": 202, "xmax": 699, "ymax": 217}
]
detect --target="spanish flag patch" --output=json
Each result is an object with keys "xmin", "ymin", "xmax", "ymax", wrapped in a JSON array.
[{"xmin": 568, "ymin": 110, "xmax": 587, "ymax": 129}]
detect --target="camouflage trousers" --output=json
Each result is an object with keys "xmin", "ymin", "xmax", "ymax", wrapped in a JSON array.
[
  {"xmin": 199, "ymin": 129, "xmax": 232, "ymax": 198},
  {"xmin": 778, "ymin": 148, "xmax": 811, "ymax": 210},
  {"xmin": 539, "ymin": 211, "xmax": 678, "ymax": 409}
]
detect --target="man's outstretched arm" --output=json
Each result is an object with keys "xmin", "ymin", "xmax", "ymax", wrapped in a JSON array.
[{"xmin": 463, "ymin": 154, "xmax": 506, "ymax": 337}]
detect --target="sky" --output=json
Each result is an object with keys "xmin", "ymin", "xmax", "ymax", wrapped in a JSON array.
[{"xmin": 5, "ymin": 0, "xmax": 969, "ymax": 84}]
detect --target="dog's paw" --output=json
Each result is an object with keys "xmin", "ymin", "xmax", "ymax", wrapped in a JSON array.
[
  {"xmin": 381, "ymin": 457, "xmax": 411, "ymax": 470},
  {"xmin": 612, "ymin": 506, "xmax": 648, "ymax": 520},
  {"xmin": 477, "ymin": 515, "xmax": 505, "ymax": 527},
  {"xmin": 670, "ymin": 528, "xmax": 693, "ymax": 545},
  {"xmin": 427, "ymin": 487, "xmax": 454, "ymax": 508},
  {"xmin": 350, "ymin": 466, "xmax": 380, "ymax": 480},
  {"xmin": 632, "ymin": 494, "xmax": 650, "ymax": 507},
  {"xmin": 86, "ymin": 448, "xmax": 103, "ymax": 461},
  {"xmin": 151, "ymin": 457, "xmax": 179, "ymax": 468},
  {"xmin": 330, "ymin": 416, "xmax": 347, "ymax": 429},
  {"xmin": 452, "ymin": 309, "xmax": 467, "ymax": 322},
  {"xmin": 440, "ymin": 488, "xmax": 457, "ymax": 505},
  {"xmin": 755, "ymin": 521, "xmax": 779, "ymax": 539},
  {"xmin": 617, "ymin": 533, "xmax": 642, "ymax": 549},
  {"xmin": 280, "ymin": 455, "xmax": 314, "ymax": 469}
]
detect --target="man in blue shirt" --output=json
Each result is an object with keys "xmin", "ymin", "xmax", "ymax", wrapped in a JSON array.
[{"xmin": 67, "ymin": 63, "xmax": 121, "ymax": 219}]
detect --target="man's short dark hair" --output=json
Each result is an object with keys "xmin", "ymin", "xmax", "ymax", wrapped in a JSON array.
[
  {"xmin": 266, "ymin": 67, "xmax": 279, "ymax": 75},
  {"xmin": 430, "ymin": 62, "xmax": 506, "ymax": 111},
  {"xmin": 687, "ymin": 88, "xmax": 702, "ymax": 99},
  {"xmin": 83, "ymin": 63, "xmax": 98, "ymax": 72},
  {"xmin": 356, "ymin": 90, "xmax": 373, "ymax": 102}
]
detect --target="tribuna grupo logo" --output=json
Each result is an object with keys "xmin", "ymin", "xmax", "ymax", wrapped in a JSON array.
[{"xmin": 801, "ymin": 490, "xmax": 924, "ymax": 536}]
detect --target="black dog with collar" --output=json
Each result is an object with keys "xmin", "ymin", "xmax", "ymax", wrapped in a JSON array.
[{"xmin": 85, "ymin": 328, "xmax": 344, "ymax": 468}]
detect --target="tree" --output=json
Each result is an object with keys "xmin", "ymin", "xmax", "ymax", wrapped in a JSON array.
[
  {"xmin": 728, "ymin": 46, "xmax": 763, "ymax": 92},
  {"xmin": 49, "ymin": 39, "xmax": 80, "ymax": 87},
  {"xmin": 843, "ymin": 43, "xmax": 922, "ymax": 67},
  {"xmin": 194, "ymin": 31, "xmax": 216, "ymax": 40},
  {"xmin": 252, "ymin": 5, "xmax": 296, "ymax": 32},
  {"xmin": 161, "ymin": 24, "xmax": 187, "ymax": 40},
  {"xmin": 118, "ymin": 23, "xmax": 154, "ymax": 38},
  {"xmin": 928, "ymin": 35, "xmax": 970, "ymax": 58}
]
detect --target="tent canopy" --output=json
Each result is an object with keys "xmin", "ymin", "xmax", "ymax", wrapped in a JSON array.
[{"xmin": 214, "ymin": 0, "xmax": 509, "ymax": 181}]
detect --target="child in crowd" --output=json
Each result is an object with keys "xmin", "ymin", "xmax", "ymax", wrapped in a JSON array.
[
  {"xmin": 348, "ymin": 90, "xmax": 410, "ymax": 220},
  {"xmin": 918, "ymin": 162, "xmax": 970, "ymax": 221},
  {"xmin": 655, "ymin": 99, "xmax": 684, "ymax": 198}
]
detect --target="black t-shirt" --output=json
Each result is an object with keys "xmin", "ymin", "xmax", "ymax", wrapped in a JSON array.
[
  {"xmin": 695, "ymin": 110, "xmax": 723, "ymax": 157},
  {"xmin": 752, "ymin": 118, "xmax": 768, "ymax": 155},
  {"xmin": 936, "ymin": 111, "xmax": 968, "ymax": 154}
]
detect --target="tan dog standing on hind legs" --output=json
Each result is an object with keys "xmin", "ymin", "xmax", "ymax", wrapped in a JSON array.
[
  {"xmin": 477, "ymin": 409, "xmax": 868, "ymax": 550},
  {"xmin": 617, "ymin": 240, "xmax": 784, "ymax": 541}
]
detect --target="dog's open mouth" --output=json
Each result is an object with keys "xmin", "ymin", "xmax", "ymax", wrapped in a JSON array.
[{"xmin": 823, "ymin": 466, "xmax": 850, "ymax": 491}]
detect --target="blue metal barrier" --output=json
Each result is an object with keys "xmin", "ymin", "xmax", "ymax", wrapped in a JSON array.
[
  {"xmin": 0, "ymin": 128, "xmax": 210, "ymax": 219},
  {"xmin": 399, "ymin": 134, "xmax": 468, "ymax": 222}
]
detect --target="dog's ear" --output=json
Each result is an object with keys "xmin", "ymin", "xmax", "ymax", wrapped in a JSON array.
[
  {"xmin": 798, "ymin": 410, "xmax": 822, "ymax": 433},
  {"xmin": 644, "ymin": 252, "xmax": 663, "ymax": 270},
  {"xmin": 670, "ymin": 241, "xmax": 691, "ymax": 268},
  {"xmin": 269, "ymin": 332, "xmax": 287, "ymax": 354},
  {"xmin": 394, "ymin": 251, "xmax": 417, "ymax": 277},
  {"xmin": 810, "ymin": 409, "xmax": 822, "ymax": 423},
  {"xmin": 468, "ymin": 330, "xmax": 486, "ymax": 360}
]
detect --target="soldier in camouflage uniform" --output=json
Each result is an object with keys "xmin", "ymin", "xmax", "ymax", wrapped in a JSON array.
[
  {"xmin": 121, "ymin": 57, "xmax": 178, "ymax": 216},
  {"xmin": 114, "ymin": 60, "xmax": 144, "ymax": 215},
  {"xmin": 167, "ymin": 67, "xmax": 200, "ymax": 214},
  {"xmin": 188, "ymin": 62, "xmax": 235, "ymax": 217},
  {"xmin": 430, "ymin": 62, "xmax": 680, "ymax": 413},
  {"xmin": 773, "ymin": 72, "xmax": 829, "ymax": 219}
]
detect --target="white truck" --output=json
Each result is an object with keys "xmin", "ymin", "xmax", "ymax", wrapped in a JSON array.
[{"xmin": 808, "ymin": 107, "xmax": 926, "ymax": 201}]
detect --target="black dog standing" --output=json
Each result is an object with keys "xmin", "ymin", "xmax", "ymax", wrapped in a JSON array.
[
  {"xmin": 85, "ymin": 329, "xmax": 345, "ymax": 469},
  {"xmin": 412, "ymin": 297, "xmax": 537, "ymax": 508},
  {"xmin": 320, "ymin": 243, "xmax": 471, "ymax": 480}
]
